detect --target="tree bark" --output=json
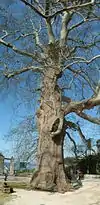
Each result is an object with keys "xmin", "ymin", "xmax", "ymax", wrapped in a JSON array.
[{"xmin": 30, "ymin": 60, "xmax": 71, "ymax": 193}]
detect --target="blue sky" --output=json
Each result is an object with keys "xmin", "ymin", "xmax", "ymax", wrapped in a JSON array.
[{"xmin": 0, "ymin": 95, "xmax": 16, "ymax": 157}]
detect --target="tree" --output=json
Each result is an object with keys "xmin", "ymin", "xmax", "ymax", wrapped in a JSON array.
[
  {"xmin": 0, "ymin": 0, "xmax": 100, "ymax": 193},
  {"xmin": 7, "ymin": 115, "xmax": 38, "ymax": 163}
]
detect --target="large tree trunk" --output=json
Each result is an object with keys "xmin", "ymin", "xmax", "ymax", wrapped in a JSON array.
[{"xmin": 30, "ymin": 50, "xmax": 71, "ymax": 193}]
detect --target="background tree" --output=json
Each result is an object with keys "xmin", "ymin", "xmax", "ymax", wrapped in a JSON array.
[
  {"xmin": 7, "ymin": 115, "xmax": 38, "ymax": 163},
  {"xmin": 0, "ymin": 0, "xmax": 100, "ymax": 193}
]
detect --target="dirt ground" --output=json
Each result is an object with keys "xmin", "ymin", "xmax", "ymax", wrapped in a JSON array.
[{"xmin": 5, "ymin": 179, "xmax": 100, "ymax": 205}]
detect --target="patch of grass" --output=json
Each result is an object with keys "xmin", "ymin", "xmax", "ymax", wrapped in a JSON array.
[
  {"xmin": 7, "ymin": 181, "xmax": 29, "ymax": 189},
  {"xmin": 0, "ymin": 181, "xmax": 29, "ymax": 191},
  {"xmin": 15, "ymin": 169, "xmax": 35, "ymax": 176}
]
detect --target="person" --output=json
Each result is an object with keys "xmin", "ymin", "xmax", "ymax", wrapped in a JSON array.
[{"xmin": 4, "ymin": 166, "xmax": 9, "ymax": 181}]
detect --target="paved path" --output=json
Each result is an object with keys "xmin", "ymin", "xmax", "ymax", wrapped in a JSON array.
[{"xmin": 5, "ymin": 179, "xmax": 100, "ymax": 205}]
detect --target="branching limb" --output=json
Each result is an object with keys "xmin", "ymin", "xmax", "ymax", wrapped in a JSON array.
[
  {"xmin": 0, "ymin": 38, "xmax": 43, "ymax": 62},
  {"xmin": 68, "ymin": 17, "xmax": 100, "ymax": 33},
  {"xmin": 77, "ymin": 123, "xmax": 88, "ymax": 145},
  {"xmin": 63, "ymin": 55, "xmax": 100, "ymax": 70},
  {"xmin": 30, "ymin": 19, "xmax": 43, "ymax": 48},
  {"xmin": 60, "ymin": 11, "xmax": 72, "ymax": 47},
  {"xmin": 46, "ymin": 18, "xmax": 55, "ymax": 44},
  {"xmin": 32, "ymin": 0, "xmax": 44, "ymax": 14},
  {"xmin": 20, "ymin": 0, "xmax": 46, "ymax": 18},
  {"xmin": 61, "ymin": 76, "xmax": 74, "ymax": 90},
  {"xmin": 49, "ymin": 1, "xmax": 96, "ymax": 19},
  {"xmin": 77, "ymin": 123, "xmax": 96, "ymax": 154},
  {"xmin": 64, "ymin": 120, "xmax": 77, "ymax": 130},
  {"xmin": 20, "ymin": 0, "xmax": 98, "ymax": 21},
  {"xmin": 62, "ymin": 96, "xmax": 72, "ymax": 103},
  {"xmin": 0, "ymin": 38, "xmax": 34, "ymax": 58},
  {"xmin": 66, "ymin": 132, "xmax": 78, "ymax": 158},
  {"xmin": 45, "ymin": 1, "xmax": 55, "ymax": 44},
  {"xmin": 64, "ymin": 86, "xmax": 100, "ymax": 124},
  {"xmin": 3, "ymin": 66, "xmax": 44, "ymax": 79},
  {"xmin": 68, "ymin": 19, "xmax": 85, "ymax": 33},
  {"xmin": 76, "ymin": 112, "xmax": 100, "ymax": 125},
  {"xmin": 63, "ymin": 66, "xmax": 96, "ymax": 93},
  {"xmin": 1, "ymin": 30, "xmax": 10, "ymax": 40}
]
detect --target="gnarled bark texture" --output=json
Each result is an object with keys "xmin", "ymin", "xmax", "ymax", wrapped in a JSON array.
[{"xmin": 30, "ymin": 48, "xmax": 71, "ymax": 193}]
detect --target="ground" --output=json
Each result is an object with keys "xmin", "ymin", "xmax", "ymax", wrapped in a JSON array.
[{"xmin": 4, "ymin": 178, "xmax": 100, "ymax": 205}]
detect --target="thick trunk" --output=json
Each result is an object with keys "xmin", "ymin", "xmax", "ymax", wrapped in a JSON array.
[{"xmin": 30, "ymin": 65, "xmax": 71, "ymax": 193}]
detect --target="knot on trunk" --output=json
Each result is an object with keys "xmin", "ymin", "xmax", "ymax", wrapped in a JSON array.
[
  {"xmin": 49, "ymin": 116, "xmax": 64, "ymax": 137},
  {"xmin": 51, "ymin": 118, "xmax": 60, "ymax": 132}
]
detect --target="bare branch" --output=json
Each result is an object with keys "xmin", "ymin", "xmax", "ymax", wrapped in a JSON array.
[
  {"xmin": 30, "ymin": 18, "xmax": 43, "ymax": 48},
  {"xmin": 1, "ymin": 30, "xmax": 10, "ymax": 39},
  {"xmin": 45, "ymin": 0, "xmax": 50, "ymax": 16},
  {"xmin": 77, "ymin": 124, "xmax": 90, "ymax": 145},
  {"xmin": 76, "ymin": 112, "xmax": 100, "ymax": 125},
  {"xmin": 64, "ymin": 66, "xmax": 96, "ymax": 93},
  {"xmin": 64, "ymin": 86, "xmax": 100, "ymax": 122},
  {"xmin": 68, "ymin": 18, "xmax": 100, "ymax": 33},
  {"xmin": 60, "ymin": 11, "xmax": 72, "ymax": 46},
  {"xmin": 0, "ymin": 38, "xmax": 41, "ymax": 61},
  {"xmin": 46, "ymin": 18, "xmax": 55, "ymax": 44},
  {"xmin": 14, "ymin": 32, "xmax": 35, "ymax": 41},
  {"xmin": 61, "ymin": 76, "xmax": 74, "ymax": 90},
  {"xmin": 86, "ymin": 55, "xmax": 100, "ymax": 64},
  {"xmin": 66, "ymin": 132, "xmax": 78, "ymax": 158},
  {"xmin": 68, "ymin": 19, "xmax": 85, "ymax": 32},
  {"xmin": 3, "ymin": 66, "xmax": 44, "ymax": 79},
  {"xmin": 49, "ymin": 1, "xmax": 96, "ymax": 19},
  {"xmin": 62, "ymin": 96, "xmax": 72, "ymax": 103},
  {"xmin": 20, "ymin": 0, "xmax": 46, "ymax": 18},
  {"xmin": 77, "ymin": 124, "xmax": 96, "ymax": 153},
  {"xmin": 63, "ymin": 55, "xmax": 100, "ymax": 70},
  {"xmin": 64, "ymin": 120, "xmax": 77, "ymax": 130}
]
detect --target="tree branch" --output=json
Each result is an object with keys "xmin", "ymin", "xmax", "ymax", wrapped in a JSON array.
[
  {"xmin": 68, "ymin": 17, "xmax": 100, "ymax": 33},
  {"xmin": 49, "ymin": 1, "xmax": 96, "ymax": 19},
  {"xmin": 0, "ymin": 38, "xmax": 42, "ymax": 62},
  {"xmin": 30, "ymin": 18, "xmax": 43, "ymax": 48},
  {"xmin": 77, "ymin": 124, "xmax": 96, "ymax": 154},
  {"xmin": 60, "ymin": 11, "xmax": 72, "ymax": 47},
  {"xmin": 63, "ymin": 55, "xmax": 100, "ymax": 70},
  {"xmin": 44, "ymin": 1, "xmax": 55, "ymax": 44},
  {"xmin": 66, "ymin": 132, "xmax": 78, "ymax": 158},
  {"xmin": 46, "ymin": 19, "xmax": 55, "ymax": 44},
  {"xmin": 64, "ymin": 120, "xmax": 77, "ymax": 130},
  {"xmin": 62, "ymin": 96, "xmax": 72, "ymax": 103},
  {"xmin": 64, "ymin": 86, "xmax": 100, "ymax": 124},
  {"xmin": 20, "ymin": 0, "xmax": 46, "ymax": 18},
  {"xmin": 3, "ymin": 66, "xmax": 44, "ymax": 79},
  {"xmin": 63, "ymin": 66, "xmax": 96, "ymax": 93},
  {"xmin": 77, "ymin": 124, "xmax": 89, "ymax": 145},
  {"xmin": 76, "ymin": 112, "xmax": 100, "ymax": 125},
  {"xmin": 20, "ymin": 0, "xmax": 98, "ymax": 21}
]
